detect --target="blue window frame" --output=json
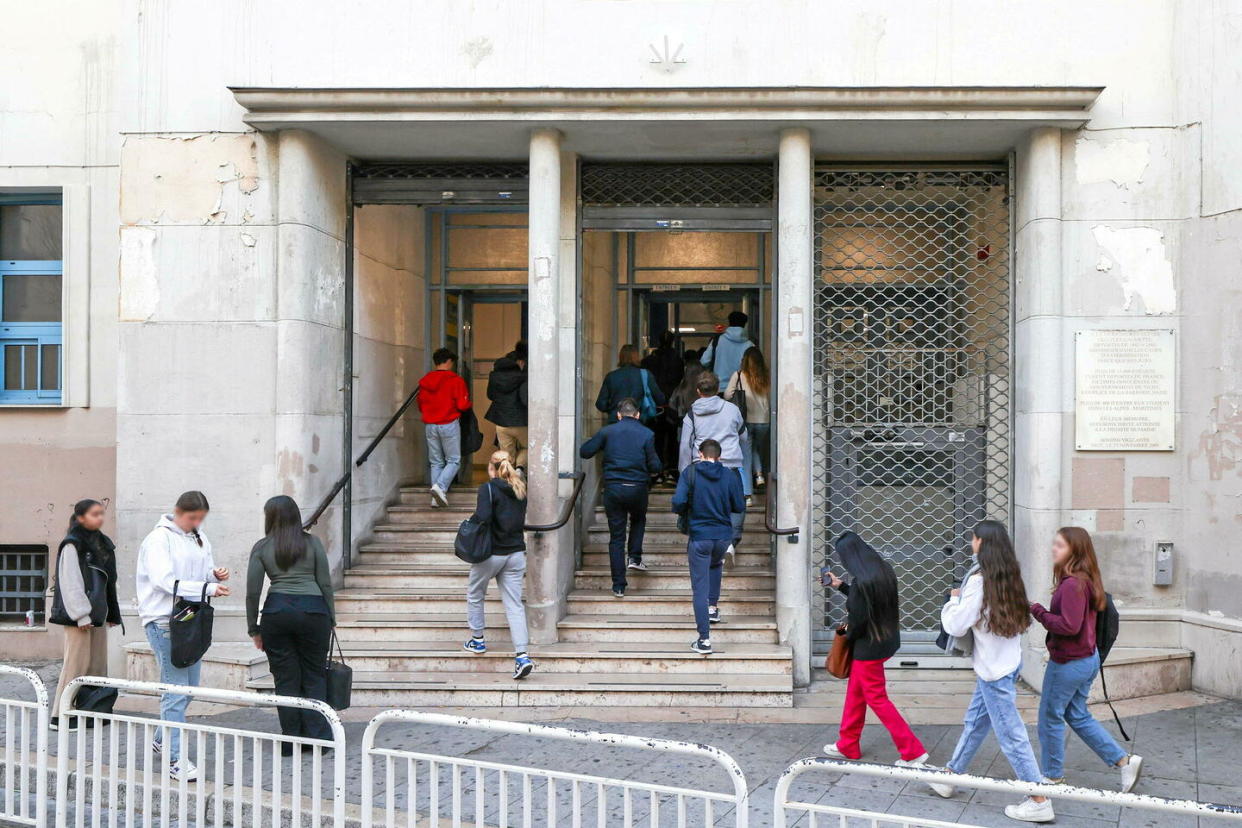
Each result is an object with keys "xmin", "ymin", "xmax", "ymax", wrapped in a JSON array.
[{"xmin": 0, "ymin": 194, "xmax": 63, "ymax": 404}]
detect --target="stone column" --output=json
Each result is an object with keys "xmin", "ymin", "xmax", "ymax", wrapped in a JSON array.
[
  {"xmin": 775, "ymin": 127, "xmax": 815, "ymax": 687},
  {"xmin": 525, "ymin": 128, "xmax": 564, "ymax": 645},
  {"xmin": 1013, "ymin": 126, "xmax": 1064, "ymax": 685}
]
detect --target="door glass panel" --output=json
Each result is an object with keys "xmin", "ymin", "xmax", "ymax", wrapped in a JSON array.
[
  {"xmin": 2, "ymin": 274, "xmax": 62, "ymax": 322},
  {"xmin": 0, "ymin": 204, "xmax": 62, "ymax": 260},
  {"xmin": 40, "ymin": 343, "xmax": 59, "ymax": 390}
]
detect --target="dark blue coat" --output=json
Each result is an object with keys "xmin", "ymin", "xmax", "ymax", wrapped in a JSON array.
[{"xmin": 579, "ymin": 417, "xmax": 661, "ymax": 485}]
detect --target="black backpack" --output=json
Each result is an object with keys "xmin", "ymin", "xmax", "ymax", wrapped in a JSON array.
[{"xmin": 1095, "ymin": 592, "xmax": 1130, "ymax": 741}]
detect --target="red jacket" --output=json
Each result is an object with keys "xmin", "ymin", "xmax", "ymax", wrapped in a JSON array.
[{"xmin": 418, "ymin": 370, "xmax": 471, "ymax": 425}]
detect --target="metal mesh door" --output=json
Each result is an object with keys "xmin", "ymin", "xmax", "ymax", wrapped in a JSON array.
[{"xmin": 811, "ymin": 168, "xmax": 1011, "ymax": 650}]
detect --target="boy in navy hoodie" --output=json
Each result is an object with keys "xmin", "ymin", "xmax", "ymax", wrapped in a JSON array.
[{"xmin": 672, "ymin": 439, "xmax": 745, "ymax": 654}]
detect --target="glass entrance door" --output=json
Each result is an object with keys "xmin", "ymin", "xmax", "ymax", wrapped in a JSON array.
[{"xmin": 635, "ymin": 290, "xmax": 760, "ymax": 358}]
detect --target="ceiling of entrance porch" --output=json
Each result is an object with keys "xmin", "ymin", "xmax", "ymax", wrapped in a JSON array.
[{"xmin": 230, "ymin": 86, "xmax": 1102, "ymax": 162}]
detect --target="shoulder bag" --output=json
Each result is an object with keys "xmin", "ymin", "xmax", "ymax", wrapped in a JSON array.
[
  {"xmin": 826, "ymin": 625, "xmax": 853, "ymax": 679},
  {"xmin": 169, "ymin": 580, "xmax": 214, "ymax": 668},
  {"xmin": 325, "ymin": 630, "xmax": 353, "ymax": 711},
  {"xmin": 638, "ymin": 369, "xmax": 659, "ymax": 422},
  {"xmin": 454, "ymin": 483, "xmax": 495, "ymax": 564},
  {"xmin": 676, "ymin": 464, "xmax": 697, "ymax": 535}
]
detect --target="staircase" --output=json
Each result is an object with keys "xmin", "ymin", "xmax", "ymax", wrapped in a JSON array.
[{"xmin": 247, "ymin": 483, "xmax": 793, "ymax": 706}]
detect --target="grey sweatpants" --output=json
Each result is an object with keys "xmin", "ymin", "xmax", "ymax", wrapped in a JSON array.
[{"xmin": 466, "ymin": 550, "xmax": 529, "ymax": 653}]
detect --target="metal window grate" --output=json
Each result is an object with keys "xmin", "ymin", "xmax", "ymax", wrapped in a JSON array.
[
  {"xmin": 353, "ymin": 162, "xmax": 529, "ymax": 181},
  {"xmin": 352, "ymin": 163, "xmax": 529, "ymax": 205},
  {"xmin": 580, "ymin": 163, "xmax": 774, "ymax": 207},
  {"xmin": 811, "ymin": 168, "xmax": 1011, "ymax": 645},
  {"xmin": 0, "ymin": 545, "xmax": 48, "ymax": 623}
]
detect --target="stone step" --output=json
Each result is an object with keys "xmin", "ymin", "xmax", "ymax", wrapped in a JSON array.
[
  {"xmin": 247, "ymin": 670, "xmax": 793, "ymax": 707},
  {"xmin": 335, "ymin": 614, "xmax": 519, "ymax": 643},
  {"xmin": 335, "ymin": 589, "xmax": 511, "ymax": 615},
  {"xmin": 124, "ymin": 642, "xmax": 269, "ymax": 693},
  {"xmin": 343, "ymin": 565, "xmax": 476, "ymax": 589},
  {"xmin": 584, "ymin": 526, "xmax": 771, "ymax": 546},
  {"xmin": 398, "ymin": 487, "xmax": 480, "ymax": 507},
  {"xmin": 354, "ymin": 547, "xmax": 465, "ymax": 566},
  {"xmin": 565, "ymin": 589, "xmax": 775, "ymax": 616},
  {"xmin": 1090, "ymin": 647, "xmax": 1193, "ymax": 702},
  {"xmin": 305, "ymin": 640, "xmax": 792, "ymax": 675},
  {"xmin": 385, "ymin": 505, "xmax": 475, "ymax": 523},
  {"xmin": 573, "ymin": 567, "xmax": 775, "ymax": 591},
  {"xmin": 557, "ymin": 614, "xmax": 779, "ymax": 644},
  {"xmin": 580, "ymin": 548, "xmax": 771, "ymax": 568}
]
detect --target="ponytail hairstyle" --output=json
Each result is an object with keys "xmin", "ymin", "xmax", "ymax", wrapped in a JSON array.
[
  {"xmin": 68, "ymin": 499, "xmax": 102, "ymax": 533},
  {"xmin": 490, "ymin": 450, "xmax": 526, "ymax": 500},
  {"xmin": 973, "ymin": 520, "xmax": 1032, "ymax": 638},
  {"xmin": 264, "ymin": 495, "xmax": 308, "ymax": 570},
  {"xmin": 1055, "ymin": 527, "xmax": 1108, "ymax": 612},
  {"xmin": 174, "ymin": 490, "xmax": 210, "ymax": 513},
  {"xmin": 834, "ymin": 532, "xmax": 900, "ymax": 643}
]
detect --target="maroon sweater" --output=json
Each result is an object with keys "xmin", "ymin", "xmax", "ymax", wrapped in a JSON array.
[{"xmin": 1031, "ymin": 575, "xmax": 1098, "ymax": 664}]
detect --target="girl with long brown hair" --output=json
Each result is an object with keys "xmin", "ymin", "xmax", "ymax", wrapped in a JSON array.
[
  {"xmin": 930, "ymin": 520, "xmax": 1053, "ymax": 822},
  {"xmin": 1031, "ymin": 527, "xmax": 1142, "ymax": 792},
  {"xmin": 724, "ymin": 346, "xmax": 771, "ymax": 489}
]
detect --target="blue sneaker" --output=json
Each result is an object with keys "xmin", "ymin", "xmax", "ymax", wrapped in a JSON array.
[
  {"xmin": 463, "ymin": 637, "xmax": 487, "ymax": 654},
  {"xmin": 513, "ymin": 655, "xmax": 534, "ymax": 680}
]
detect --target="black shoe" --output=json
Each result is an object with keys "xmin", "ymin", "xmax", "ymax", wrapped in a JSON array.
[
  {"xmin": 708, "ymin": 606, "xmax": 722, "ymax": 624},
  {"xmin": 612, "ymin": 587, "xmax": 625, "ymax": 598},
  {"xmin": 690, "ymin": 638, "xmax": 713, "ymax": 655}
]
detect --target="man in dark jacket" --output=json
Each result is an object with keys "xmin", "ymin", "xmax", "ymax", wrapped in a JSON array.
[
  {"xmin": 641, "ymin": 331, "xmax": 684, "ymax": 477},
  {"xmin": 672, "ymin": 439, "xmax": 745, "ymax": 655},
  {"xmin": 485, "ymin": 341, "xmax": 528, "ymax": 472},
  {"xmin": 579, "ymin": 397, "xmax": 662, "ymax": 597}
]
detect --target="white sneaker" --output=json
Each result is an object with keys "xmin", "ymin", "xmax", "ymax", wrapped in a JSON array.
[
  {"xmin": 754, "ymin": 474, "xmax": 765, "ymax": 487},
  {"xmin": 430, "ymin": 484, "xmax": 448, "ymax": 508},
  {"xmin": 169, "ymin": 759, "xmax": 198, "ymax": 782},
  {"xmin": 429, "ymin": 496, "xmax": 442, "ymax": 509},
  {"xmin": 924, "ymin": 766, "xmax": 956, "ymax": 799},
  {"xmin": 1004, "ymin": 797, "xmax": 1054, "ymax": 823},
  {"xmin": 894, "ymin": 753, "xmax": 929, "ymax": 768},
  {"xmin": 1120, "ymin": 755, "xmax": 1143, "ymax": 793},
  {"xmin": 822, "ymin": 743, "xmax": 855, "ymax": 760}
]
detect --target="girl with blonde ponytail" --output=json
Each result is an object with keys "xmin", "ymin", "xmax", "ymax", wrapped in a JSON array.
[{"xmin": 461, "ymin": 450, "xmax": 535, "ymax": 679}]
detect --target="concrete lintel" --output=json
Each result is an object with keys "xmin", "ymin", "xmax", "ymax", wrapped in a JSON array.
[{"xmin": 231, "ymin": 86, "xmax": 1103, "ymax": 123}]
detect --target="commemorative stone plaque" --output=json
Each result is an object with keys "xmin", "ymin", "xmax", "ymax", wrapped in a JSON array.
[{"xmin": 1075, "ymin": 329, "xmax": 1175, "ymax": 451}]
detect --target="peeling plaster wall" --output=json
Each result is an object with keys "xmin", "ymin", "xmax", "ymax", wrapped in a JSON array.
[{"xmin": 351, "ymin": 204, "xmax": 427, "ymax": 556}]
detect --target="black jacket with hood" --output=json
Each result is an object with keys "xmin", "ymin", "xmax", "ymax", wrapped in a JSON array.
[
  {"xmin": 485, "ymin": 356, "xmax": 528, "ymax": 427},
  {"xmin": 474, "ymin": 477, "xmax": 528, "ymax": 555}
]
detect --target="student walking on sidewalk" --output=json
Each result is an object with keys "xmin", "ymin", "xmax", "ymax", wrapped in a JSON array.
[
  {"xmin": 672, "ymin": 439, "xmax": 744, "ymax": 654},
  {"xmin": 246, "ymin": 495, "xmax": 336, "ymax": 750},
  {"xmin": 418, "ymin": 347, "xmax": 472, "ymax": 508},
  {"xmin": 579, "ymin": 398, "xmax": 662, "ymax": 597},
  {"xmin": 135, "ymin": 491, "xmax": 229, "ymax": 782},
  {"xmin": 462, "ymin": 451, "xmax": 536, "ymax": 680},
  {"xmin": 1032, "ymin": 527, "xmax": 1143, "ymax": 792},
  {"xmin": 485, "ymin": 341, "xmax": 528, "ymax": 474},
  {"xmin": 49, "ymin": 499, "xmax": 121, "ymax": 732},
  {"xmin": 930, "ymin": 520, "xmax": 1053, "ymax": 823},
  {"xmin": 821, "ymin": 532, "xmax": 928, "ymax": 766}
]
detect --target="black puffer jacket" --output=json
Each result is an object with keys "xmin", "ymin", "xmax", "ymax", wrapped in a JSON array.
[
  {"xmin": 485, "ymin": 357, "xmax": 528, "ymax": 427},
  {"xmin": 474, "ymin": 478, "xmax": 528, "ymax": 555}
]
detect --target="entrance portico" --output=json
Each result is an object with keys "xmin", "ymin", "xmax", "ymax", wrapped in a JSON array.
[{"xmin": 216, "ymin": 85, "xmax": 1097, "ymax": 689}]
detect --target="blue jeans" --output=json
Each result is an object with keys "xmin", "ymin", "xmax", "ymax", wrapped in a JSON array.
[
  {"xmin": 687, "ymin": 538, "xmax": 728, "ymax": 639},
  {"xmin": 144, "ymin": 622, "xmax": 201, "ymax": 761},
  {"xmin": 1038, "ymin": 651, "xmax": 1126, "ymax": 778},
  {"xmin": 946, "ymin": 667, "xmax": 1042, "ymax": 783},
  {"xmin": 426, "ymin": 421, "xmax": 462, "ymax": 492}
]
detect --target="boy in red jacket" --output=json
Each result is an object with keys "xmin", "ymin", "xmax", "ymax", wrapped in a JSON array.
[{"xmin": 418, "ymin": 348, "xmax": 471, "ymax": 507}]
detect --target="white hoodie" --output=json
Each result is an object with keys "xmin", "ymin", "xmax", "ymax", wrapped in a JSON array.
[{"xmin": 135, "ymin": 515, "xmax": 221, "ymax": 627}]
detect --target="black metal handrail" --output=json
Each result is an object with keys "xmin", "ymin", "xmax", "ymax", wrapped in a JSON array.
[
  {"xmin": 524, "ymin": 472, "xmax": 586, "ymax": 534},
  {"xmin": 764, "ymin": 472, "xmax": 800, "ymax": 540},
  {"xmin": 303, "ymin": 387, "xmax": 421, "ymax": 530}
]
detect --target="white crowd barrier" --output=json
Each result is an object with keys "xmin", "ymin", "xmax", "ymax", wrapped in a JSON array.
[
  {"xmin": 0, "ymin": 664, "xmax": 48, "ymax": 827},
  {"xmin": 773, "ymin": 757, "xmax": 1242, "ymax": 827},
  {"xmin": 360, "ymin": 709, "xmax": 751, "ymax": 827},
  {"xmin": 54, "ymin": 676, "xmax": 346, "ymax": 828}
]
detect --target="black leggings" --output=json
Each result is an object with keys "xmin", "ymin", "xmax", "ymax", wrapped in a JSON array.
[{"xmin": 260, "ymin": 609, "xmax": 333, "ymax": 740}]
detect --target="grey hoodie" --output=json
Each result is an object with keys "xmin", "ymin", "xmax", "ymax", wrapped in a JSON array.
[{"xmin": 678, "ymin": 395, "xmax": 749, "ymax": 472}]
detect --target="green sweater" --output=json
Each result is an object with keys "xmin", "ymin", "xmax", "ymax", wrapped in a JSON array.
[{"xmin": 245, "ymin": 534, "xmax": 335, "ymax": 636}]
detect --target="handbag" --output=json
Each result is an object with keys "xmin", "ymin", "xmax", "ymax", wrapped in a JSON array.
[
  {"xmin": 826, "ymin": 625, "xmax": 853, "ymax": 679},
  {"xmin": 638, "ymin": 369, "xmax": 659, "ymax": 422},
  {"xmin": 454, "ymin": 483, "xmax": 495, "ymax": 564},
  {"xmin": 73, "ymin": 684, "xmax": 118, "ymax": 716},
  {"xmin": 732, "ymin": 388, "xmax": 748, "ymax": 423},
  {"xmin": 325, "ymin": 631, "xmax": 352, "ymax": 711},
  {"xmin": 169, "ymin": 580, "xmax": 214, "ymax": 669},
  {"xmin": 676, "ymin": 464, "xmax": 697, "ymax": 535}
]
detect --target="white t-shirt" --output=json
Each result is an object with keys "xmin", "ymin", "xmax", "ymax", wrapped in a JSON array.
[{"xmin": 941, "ymin": 572, "xmax": 1023, "ymax": 681}]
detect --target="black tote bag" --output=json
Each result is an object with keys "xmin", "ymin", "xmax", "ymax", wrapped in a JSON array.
[
  {"xmin": 325, "ymin": 631, "xmax": 352, "ymax": 711},
  {"xmin": 454, "ymin": 484, "xmax": 494, "ymax": 564},
  {"xmin": 169, "ymin": 581, "xmax": 214, "ymax": 668}
]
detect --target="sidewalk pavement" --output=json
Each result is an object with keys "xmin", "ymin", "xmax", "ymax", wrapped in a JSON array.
[{"xmin": 6, "ymin": 659, "xmax": 1241, "ymax": 826}]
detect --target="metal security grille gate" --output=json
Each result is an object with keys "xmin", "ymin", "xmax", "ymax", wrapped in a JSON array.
[{"xmin": 811, "ymin": 167, "xmax": 1012, "ymax": 659}]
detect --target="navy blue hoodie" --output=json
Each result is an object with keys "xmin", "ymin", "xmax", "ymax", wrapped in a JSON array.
[{"xmin": 671, "ymin": 460, "xmax": 744, "ymax": 541}]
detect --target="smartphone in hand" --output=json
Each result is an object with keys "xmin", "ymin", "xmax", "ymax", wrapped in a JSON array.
[{"xmin": 820, "ymin": 567, "xmax": 833, "ymax": 587}]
